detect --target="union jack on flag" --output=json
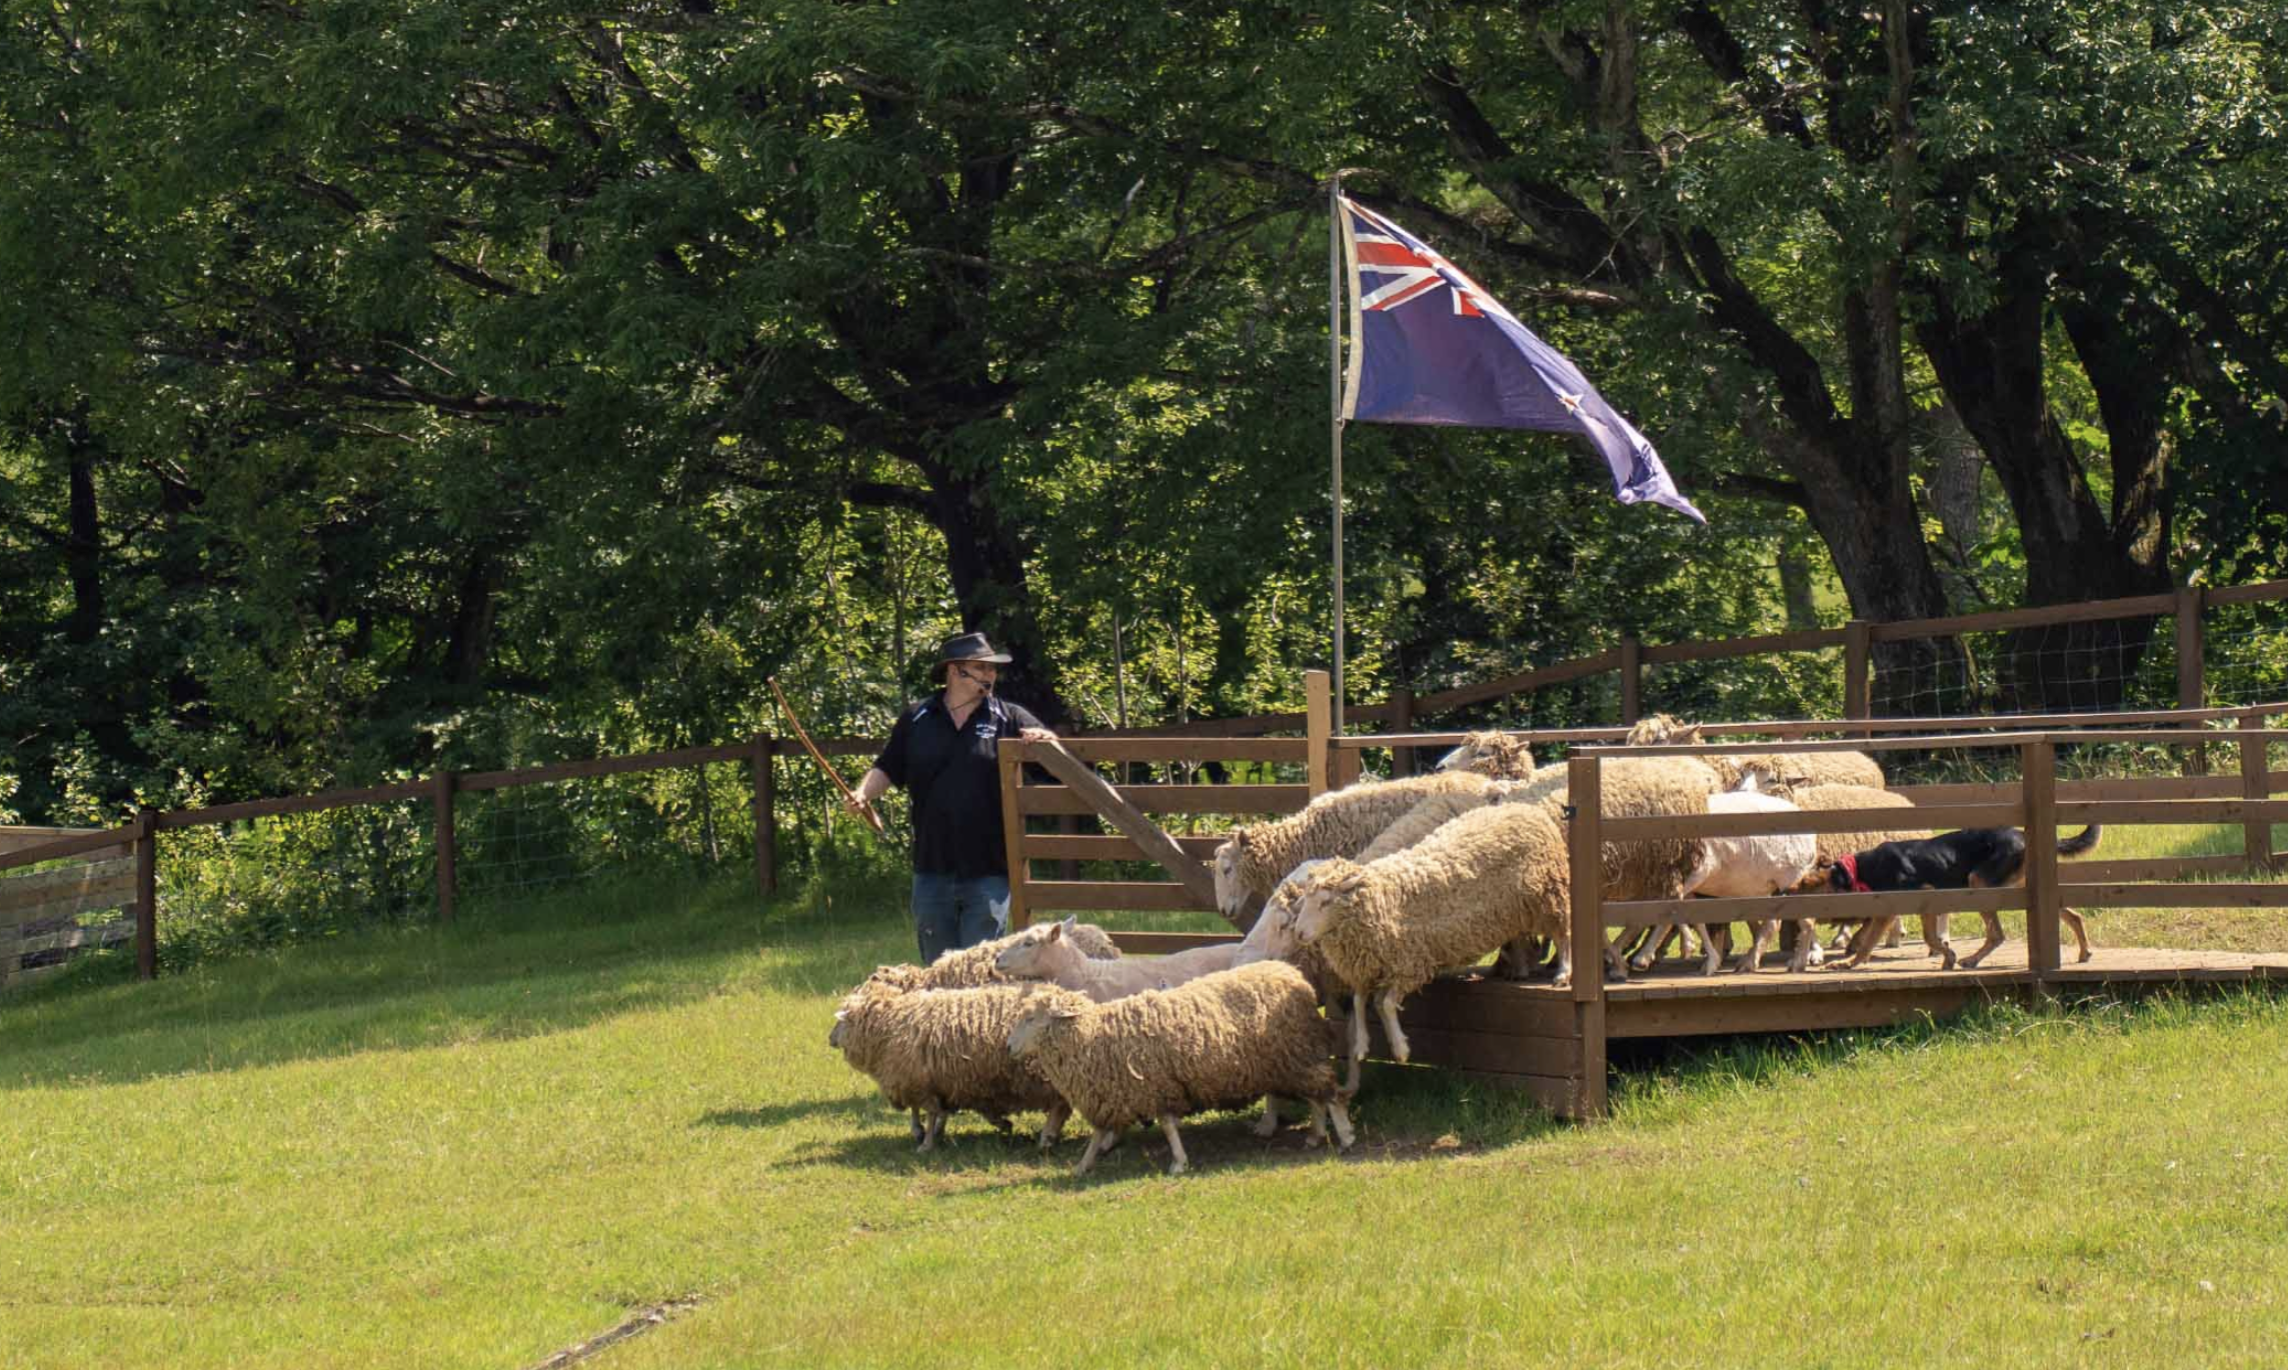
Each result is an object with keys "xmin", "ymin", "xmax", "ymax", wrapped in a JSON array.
[{"xmin": 1337, "ymin": 195, "xmax": 1704, "ymax": 524}]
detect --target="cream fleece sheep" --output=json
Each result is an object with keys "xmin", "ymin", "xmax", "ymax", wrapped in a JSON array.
[
  {"xmin": 1496, "ymin": 755, "xmax": 1718, "ymax": 982},
  {"xmin": 1210, "ymin": 770, "xmax": 1498, "ymax": 920},
  {"xmin": 1627, "ymin": 716, "xmax": 1886, "ymax": 792},
  {"xmin": 1432, "ymin": 731, "xmax": 1538, "ymax": 780},
  {"xmin": 829, "ymin": 981, "xmax": 1074, "ymax": 1151},
  {"xmin": 1689, "ymin": 790, "xmax": 1822, "ymax": 974},
  {"xmin": 1004, "ymin": 961, "xmax": 1355, "ymax": 1176},
  {"xmin": 862, "ymin": 922, "xmax": 1122, "ymax": 994},
  {"xmin": 1291, "ymin": 802, "xmax": 1570, "ymax": 1087}
]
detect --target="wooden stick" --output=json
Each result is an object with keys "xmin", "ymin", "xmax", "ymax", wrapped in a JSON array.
[{"xmin": 767, "ymin": 677, "xmax": 887, "ymax": 840}]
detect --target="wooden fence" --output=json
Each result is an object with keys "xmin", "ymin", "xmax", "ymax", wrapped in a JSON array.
[
  {"xmin": 1086, "ymin": 578, "xmax": 2288, "ymax": 746},
  {"xmin": 0, "ymin": 735, "xmax": 883, "ymax": 989},
  {"xmin": 1000, "ymin": 671, "xmax": 2288, "ymax": 932},
  {"xmin": 1, "ymin": 828, "xmax": 137, "ymax": 992}
]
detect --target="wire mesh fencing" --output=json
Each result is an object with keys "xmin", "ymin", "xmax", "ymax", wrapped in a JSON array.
[
  {"xmin": 1868, "ymin": 615, "xmax": 2178, "ymax": 719},
  {"xmin": 154, "ymin": 801, "xmax": 434, "ymax": 971}
]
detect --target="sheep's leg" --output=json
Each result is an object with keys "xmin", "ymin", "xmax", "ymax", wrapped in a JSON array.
[
  {"xmin": 1733, "ymin": 921, "xmax": 1776, "ymax": 973},
  {"xmin": 1883, "ymin": 921, "xmax": 1903, "ymax": 948},
  {"xmin": 1039, "ymin": 1102, "xmax": 1070, "ymax": 1150},
  {"xmin": 1325, "ymin": 1097, "xmax": 1357, "ymax": 1151},
  {"xmin": 1254, "ymin": 1096, "xmax": 1282, "ymax": 1138},
  {"xmin": 1302, "ymin": 1100, "xmax": 1329, "ymax": 1148},
  {"xmin": 1158, "ymin": 1114, "xmax": 1191, "ymax": 1176},
  {"xmin": 1785, "ymin": 918, "xmax": 1821, "ymax": 973},
  {"xmin": 1601, "ymin": 936, "xmax": 1631, "ymax": 983},
  {"xmin": 1074, "ymin": 1127, "xmax": 1120, "ymax": 1176},
  {"xmin": 1699, "ymin": 923, "xmax": 1724, "ymax": 976},
  {"xmin": 1802, "ymin": 922, "xmax": 1825, "ymax": 967},
  {"xmin": 1375, "ymin": 989, "xmax": 1411, "ymax": 1065},
  {"xmin": 908, "ymin": 1108, "xmax": 926, "ymax": 1144},
  {"xmin": 1551, "ymin": 940, "xmax": 1574, "ymax": 992},
  {"xmin": 1629, "ymin": 921, "xmax": 1672, "ymax": 973},
  {"xmin": 983, "ymin": 1110, "xmax": 1015, "ymax": 1137},
  {"xmin": 917, "ymin": 1099, "xmax": 948, "ymax": 1152}
]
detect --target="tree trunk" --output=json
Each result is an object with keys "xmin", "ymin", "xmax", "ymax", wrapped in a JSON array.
[{"xmin": 923, "ymin": 465, "xmax": 1066, "ymax": 726}]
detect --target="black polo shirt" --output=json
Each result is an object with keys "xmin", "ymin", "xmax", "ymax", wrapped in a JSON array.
[{"xmin": 873, "ymin": 691, "xmax": 1044, "ymax": 878}]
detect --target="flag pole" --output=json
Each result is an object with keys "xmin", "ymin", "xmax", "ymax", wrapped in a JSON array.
[{"xmin": 1327, "ymin": 174, "xmax": 1346, "ymax": 740}]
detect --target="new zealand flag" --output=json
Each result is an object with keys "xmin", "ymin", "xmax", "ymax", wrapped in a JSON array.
[{"xmin": 1338, "ymin": 196, "xmax": 1705, "ymax": 524}]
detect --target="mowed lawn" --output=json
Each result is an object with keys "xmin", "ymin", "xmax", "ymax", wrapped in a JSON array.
[{"xmin": 4, "ymin": 848, "xmax": 2287, "ymax": 1369}]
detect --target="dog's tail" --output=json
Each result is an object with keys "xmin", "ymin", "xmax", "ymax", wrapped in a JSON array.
[{"xmin": 2058, "ymin": 825, "xmax": 2102, "ymax": 857}]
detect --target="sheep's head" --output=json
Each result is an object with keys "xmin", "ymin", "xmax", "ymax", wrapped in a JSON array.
[
  {"xmin": 1213, "ymin": 830, "xmax": 1252, "ymax": 916},
  {"xmin": 1250, "ymin": 860, "xmax": 1327, "ymax": 959},
  {"xmin": 1728, "ymin": 761, "xmax": 1796, "ymax": 798},
  {"xmin": 1435, "ymin": 731, "xmax": 1535, "ymax": 779},
  {"xmin": 1290, "ymin": 860, "xmax": 1366, "ymax": 943},
  {"xmin": 1624, "ymin": 714, "xmax": 1704, "ymax": 747},
  {"xmin": 829, "ymin": 980, "xmax": 891, "ymax": 1049},
  {"xmin": 1005, "ymin": 998, "xmax": 1087, "ymax": 1057},
  {"xmin": 993, "ymin": 918, "xmax": 1071, "ymax": 978}
]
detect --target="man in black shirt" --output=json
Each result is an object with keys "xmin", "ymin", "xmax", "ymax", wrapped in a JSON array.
[{"xmin": 849, "ymin": 632, "xmax": 1057, "ymax": 964}]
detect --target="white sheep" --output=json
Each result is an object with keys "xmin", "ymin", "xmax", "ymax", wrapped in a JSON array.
[
  {"xmin": 1005, "ymin": 961, "xmax": 1356, "ymax": 1176},
  {"xmin": 830, "ymin": 981, "xmax": 1074, "ymax": 1151},
  {"xmin": 1210, "ymin": 770, "xmax": 1498, "ymax": 921},
  {"xmin": 1692, "ymin": 790, "xmax": 1822, "ymax": 974},
  {"xmin": 861, "ymin": 922, "xmax": 1123, "ymax": 994},
  {"xmin": 1432, "ymin": 730, "xmax": 1539, "ymax": 779},
  {"xmin": 1290, "ymin": 802, "xmax": 1570, "ymax": 1090}
]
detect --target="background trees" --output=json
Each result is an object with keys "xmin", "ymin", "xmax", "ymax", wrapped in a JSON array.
[{"xmin": 3, "ymin": 0, "xmax": 2283, "ymax": 823}]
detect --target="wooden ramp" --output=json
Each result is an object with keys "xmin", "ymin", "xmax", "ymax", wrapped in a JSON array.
[{"xmin": 1343, "ymin": 946, "xmax": 2288, "ymax": 1119}]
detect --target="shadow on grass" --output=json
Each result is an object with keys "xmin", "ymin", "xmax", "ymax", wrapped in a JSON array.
[
  {"xmin": 0, "ymin": 860, "xmax": 920, "ymax": 1091},
  {"xmin": 766, "ymin": 1109, "xmax": 1366, "ymax": 1188}
]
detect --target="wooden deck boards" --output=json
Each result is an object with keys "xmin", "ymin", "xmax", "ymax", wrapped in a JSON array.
[{"xmin": 1371, "ymin": 945, "xmax": 2288, "ymax": 1104}]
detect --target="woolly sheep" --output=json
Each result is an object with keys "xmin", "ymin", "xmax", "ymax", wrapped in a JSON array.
[
  {"xmin": 830, "ymin": 981, "xmax": 1074, "ymax": 1151},
  {"xmin": 1005, "ymin": 961, "xmax": 1355, "ymax": 1176},
  {"xmin": 1627, "ymin": 715, "xmax": 1887, "ymax": 793},
  {"xmin": 1432, "ymin": 730, "xmax": 1539, "ymax": 780},
  {"xmin": 862, "ymin": 922, "xmax": 1123, "ymax": 994},
  {"xmin": 1210, "ymin": 770, "xmax": 1498, "ymax": 921},
  {"xmin": 1291, "ymin": 802, "xmax": 1570, "ymax": 1088},
  {"xmin": 1496, "ymin": 754, "xmax": 1719, "ymax": 982}
]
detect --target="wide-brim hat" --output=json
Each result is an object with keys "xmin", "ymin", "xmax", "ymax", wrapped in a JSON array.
[{"xmin": 936, "ymin": 631, "xmax": 1013, "ymax": 666}]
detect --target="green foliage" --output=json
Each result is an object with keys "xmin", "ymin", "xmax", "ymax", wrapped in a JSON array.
[{"xmin": 3, "ymin": 0, "xmax": 2285, "ymax": 822}]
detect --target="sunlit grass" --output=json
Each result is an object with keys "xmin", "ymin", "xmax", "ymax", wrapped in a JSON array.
[{"xmin": 4, "ymin": 839, "xmax": 2286, "ymax": 1369}]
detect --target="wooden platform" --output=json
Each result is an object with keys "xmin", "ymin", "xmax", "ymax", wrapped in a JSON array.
[{"xmin": 1335, "ymin": 944, "xmax": 2288, "ymax": 1119}]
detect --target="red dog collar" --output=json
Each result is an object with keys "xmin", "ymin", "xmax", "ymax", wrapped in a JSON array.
[{"xmin": 1837, "ymin": 852, "xmax": 1872, "ymax": 893}]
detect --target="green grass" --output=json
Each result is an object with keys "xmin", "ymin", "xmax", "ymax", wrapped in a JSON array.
[{"xmin": 6, "ymin": 846, "xmax": 2288, "ymax": 1368}]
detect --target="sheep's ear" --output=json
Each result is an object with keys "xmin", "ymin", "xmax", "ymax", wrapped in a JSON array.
[
  {"xmin": 1047, "ymin": 920, "xmax": 1065, "ymax": 942},
  {"xmin": 1232, "ymin": 827, "xmax": 1253, "ymax": 850}
]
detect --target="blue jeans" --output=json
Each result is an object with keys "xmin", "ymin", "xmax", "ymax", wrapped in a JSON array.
[{"xmin": 911, "ymin": 873, "xmax": 1011, "ymax": 965}]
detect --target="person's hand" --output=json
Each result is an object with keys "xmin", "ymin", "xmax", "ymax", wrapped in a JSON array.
[
  {"xmin": 1019, "ymin": 726, "xmax": 1057, "ymax": 742},
  {"xmin": 843, "ymin": 789, "xmax": 874, "ymax": 813}
]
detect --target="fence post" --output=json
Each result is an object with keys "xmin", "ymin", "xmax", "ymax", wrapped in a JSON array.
[
  {"xmin": 1388, "ymin": 687, "xmax": 1416, "ymax": 777},
  {"xmin": 1843, "ymin": 619, "xmax": 1871, "ymax": 732},
  {"xmin": 1305, "ymin": 669, "xmax": 1332, "ymax": 798},
  {"xmin": 2240, "ymin": 712, "xmax": 2274, "ymax": 872},
  {"xmin": 998, "ymin": 739, "xmax": 1031, "ymax": 930},
  {"xmin": 1618, "ymin": 636, "xmax": 1642, "ymax": 727},
  {"xmin": 2177, "ymin": 586, "xmax": 2208, "ymax": 775},
  {"xmin": 752, "ymin": 735, "xmax": 778, "ymax": 897},
  {"xmin": 1566, "ymin": 755, "xmax": 1609, "ymax": 1120},
  {"xmin": 2021, "ymin": 740, "xmax": 2059, "ymax": 990},
  {"xmin": 135, "ymin": 807, "xmax": 158, "ymax": 981},
  {"xmin": 432, "ymin": 769, "xmax": 457, "ymax": 925}
]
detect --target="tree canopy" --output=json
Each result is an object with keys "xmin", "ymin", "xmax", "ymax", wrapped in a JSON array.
[{"xmin": 4, "ymin": 0, "xmax": 2285, "ymax": 823}]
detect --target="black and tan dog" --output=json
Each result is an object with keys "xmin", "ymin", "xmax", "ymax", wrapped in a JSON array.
[{"xmin": 1827, "ymin": 825, "xmax": 2103, "ymax": 969}]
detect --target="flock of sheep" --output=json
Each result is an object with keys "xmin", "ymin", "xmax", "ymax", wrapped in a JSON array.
[{"xmin": 829, "ymin": 718, "xmax": 1948, "ymax": 1177}]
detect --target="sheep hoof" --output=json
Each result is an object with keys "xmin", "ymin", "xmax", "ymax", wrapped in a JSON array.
[{"xmin": 1551, "ymin": 972, "xmax": 1572, "ymax": 991}]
